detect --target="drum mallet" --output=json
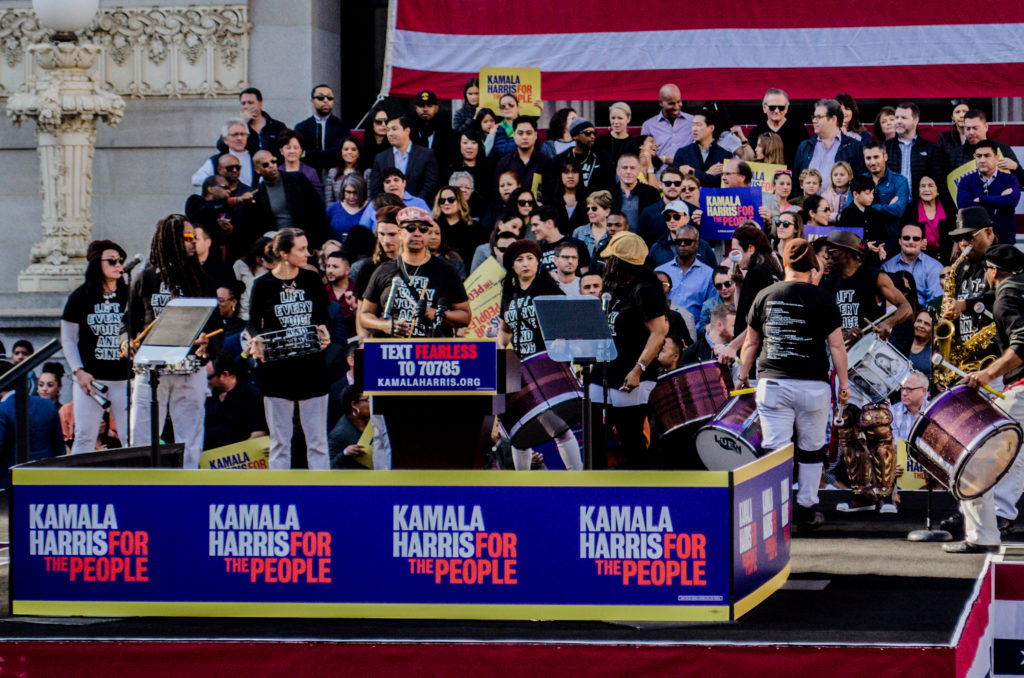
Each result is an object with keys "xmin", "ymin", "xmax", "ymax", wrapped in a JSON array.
[
  {"xmin": 931, "ymin": 353, "xmax": 1004, "ymax": 399},
  {"xmin": 729, "ymin": 387, "xmax": 756, "ymax": 397},
  {"xmin": 860, "ymin": 307, "xmax": 898, "ymax": 336},
  {"xmin": 973, "ymin": 301, "xmax": 994, "ymax": 321}
]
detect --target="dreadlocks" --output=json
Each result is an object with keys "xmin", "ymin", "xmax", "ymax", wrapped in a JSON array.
[{"xmin": 149, "ymin": 214, "xmax": 210, "ymax": 297}]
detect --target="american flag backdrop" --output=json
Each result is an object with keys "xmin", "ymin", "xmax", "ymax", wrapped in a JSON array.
[{"xmin": 383, "ymin": 0, "xmax": 1024, "ymax": 100}]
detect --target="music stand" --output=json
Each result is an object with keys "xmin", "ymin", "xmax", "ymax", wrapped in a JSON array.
[
  {"xmin": 133, "ymin": 298, "xmax": 216, "ymax": 466},
  {"xmin": 534, "ymin": 296, "xmax": 617, "ymax": 469}
]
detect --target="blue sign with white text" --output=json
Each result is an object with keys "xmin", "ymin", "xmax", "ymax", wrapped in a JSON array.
[{"xmin": 362, "ymin": 339, "xmax": 498, "ymax": 394}]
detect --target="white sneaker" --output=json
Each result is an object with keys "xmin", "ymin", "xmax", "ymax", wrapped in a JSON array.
[
  {"xmin": 879, "ymin": 502, "xmax": 898, "ymax": 515},
  {"xmin": 836, "ymin": 495, "xmax": 876, "ymax": 512}
]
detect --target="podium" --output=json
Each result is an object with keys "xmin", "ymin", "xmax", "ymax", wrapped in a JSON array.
[{"xmin": 356, "ymin": 339, "xmax": 520, "ymax": 469}]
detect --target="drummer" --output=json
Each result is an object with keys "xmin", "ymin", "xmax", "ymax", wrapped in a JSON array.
[
  {"xmin": 496, "ymin": 239, "xmax": 582, "ymax": 471},
  {"xmin": 954, "ymin": 245, "xmax": 1024, "ymax": 553},
  {"xmin": 816, "ymin": 229, "xmax": 913, "ymax": 515},
  {"xmin": 738, "ymin": 239, "xmax": 850, "ymax": 530}
]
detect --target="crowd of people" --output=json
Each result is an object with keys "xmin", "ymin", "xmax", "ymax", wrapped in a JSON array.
[{"xmin": 3, "ymin": 80, "xmax": 1023, "ymax": 555}]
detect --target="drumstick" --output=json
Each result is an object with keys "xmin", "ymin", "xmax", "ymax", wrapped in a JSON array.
[
  {"xmin": 973, "ymin": 301, "xmax": 994, "ymax": 321},
  {"xmin": 194, "ymin": 328, "xmax": 224, "ymax": 343},
  {"xmin": 860, "ymin": 307, "xmax": 898, "ymax": 336},
  {"xmin": 120, "ymin": 318, "xmax": 158, "ymax": 357},
  {"xmin": 730, "ymin": 388, "xmax": 756, "ymax": 396},
  {"xmin": 931, "ymin": 353, "xmax": 1004, "ymax": 399}
]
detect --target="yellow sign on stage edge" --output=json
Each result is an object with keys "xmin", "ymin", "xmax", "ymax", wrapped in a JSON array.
[
  {"xmin": 725, "ymin": 159, "xmax": 786, "ymax": 192},
  {"xmin": 199, "ymin": 436, "xmax": 270, "ymax": 470},
  {"xmin": 479, "ymin": 67, "xmax": 542, "ymax": 117},
  {"xmin": 464, "ymin": 256, "xmax": 505, "ymax": 338}
]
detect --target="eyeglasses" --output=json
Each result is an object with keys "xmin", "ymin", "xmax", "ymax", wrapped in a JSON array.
[
  {"xmin": 260, "ymin": 160, "xmax": 277, "ymax": 168},
  {"xmin": 439, "ymin": 196, "xmax": 457, "ymax": 204},
  {"xmin": 222, "ymin": 165, "xmax": 241, "ymax": 171},
  {"xmin": 183, "ymin": 232, "xmax": 196, "ymax": 241},
  {"xmin": 557, "ymin": 254, "xmax": 578, "ymax": 259},
  {"xmin": 818, "ymin": 206, "xmax": 832, "ymax": 212},
  {"xmin": 714, "ymin": 280, "xmax": 734, "ymax": 290},
  {"xmin": 674, "ymin": 238, "xmax": 697, "ymax": 246},
  {"xmin": 577, "ymin": 130, "xmax": 596, "ymax": 137},
  {"xmin": 101, "ymin": 258, "xmax": 124, "ymax": 265},
  {"xmin": 901, "ymin": 235, "xmax": 923, "ymax": 242},
  {"xmin": 313, "ymin": 95, "xmax": 334, "ymax": 101},
  {"xmin": 775, "ymin": 220, "xmax": 795, "ymax": 228},
  {"xmin": 812, "ymin": 114, "xmax": 828, "ymax": 120},
  {"xmin": 356, "ymin": 396, "xmax": 370, "ymax": 403},
  {"xmin": 518, "ymin": 199, "xmax": 534, "ymax": 207},
  {"xmin": 766, "ymin": 105, "xmax": 786, "ymax": 112},
  {"xmin": 662, "ymin": 180, "xmax": 682, "ymax": 187},
  {"xmin": 900, "ymin": 385, "xmax": 925, "ymax": 392},
  {"xmin": 666, "ymin": 213, "xmax": 687, "ymax": 221},
  {"xmin": 402, "ymin": 224, "xmax": 431, "ymax": 233},
  {"xmin": 681, "ymin": 186, "xmax": 698, "ymax": 192}
]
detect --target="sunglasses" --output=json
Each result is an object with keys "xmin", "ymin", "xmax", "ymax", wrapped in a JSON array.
[
  {"xmin": 662, "ymin": 180, "xmax": 682, "ymax": 187},
  {"xmin": 101, "ymin": 258, "xmax": 124, "ymax": 265},
  {"xmin": 313, "ymin": 95, "xmax": 334, "ymax": 101},
  {"xmin": 674, "ymin": 238, "xmax": 697, "ymax": 246},
  {"xmin": 901, "ymin": 235, "xmax": 923, "ymax": 242},
  {"xmin": 766, "ymin": 104, "xmax": 786, "ymax": 112},
  {"xmin": 775, "ymin": 220, "xmax": 795, "ymax": 228},
  {"xmin": 587, "ymin": 206, "xmax": 601, "ymax": 212},
  {"xmin": 496, "ymin": 246, "xmax": 508, "ymax": 253},
  {"xmin": 819, "ymin": 206, "xmax": 832, "ymax": 212},
  {"xmin": 403, "ymin": 224, "xmax": 431, "ymax": 233},
  {"xmin": 577, "ymin": 130, "xmax": 596, "ymax": 137},
  {"xmin": 260, "ymin": 160, "xmax": 277, "ymax": 168},
  {"xmin": 714, "ymin": 280, "xmax": 734, "ymax": 290},
  {"xmin": 223, "ymin": 165, "xmax": 241, "ymax": 171},
  {"xmin": 681, "ymin": 186, "xmax": 698, "ymax": 191},
  {"xmin": 518, "ymin": 199, "xmax": 534, "ymax": 207},
  {"xmin": 183, "ymin": 232, "xmax": 196, "ymax": 241},
  {"xmin": 373, "ymin": 118, "xmax": 388, "ymax": 125},
  {"xmin": 666, "ymin": 213, "xmax": 687, "ymax": 221},
  {"xmin": 439, "ymin": 196, "xmax": 457, "ymax": 204}
]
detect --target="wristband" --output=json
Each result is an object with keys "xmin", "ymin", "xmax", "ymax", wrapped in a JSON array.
[{"xmin": 635, "ymin": 359, "xmax": 648, "ymax": 371}]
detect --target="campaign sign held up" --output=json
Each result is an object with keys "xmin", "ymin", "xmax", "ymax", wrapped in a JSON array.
[{"xmin": 699, "ymin": 187, "xmax": 763, "ymax": 240}]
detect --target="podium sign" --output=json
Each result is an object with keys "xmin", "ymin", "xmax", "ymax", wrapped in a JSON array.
[{"xmin": 363, "ymin": 339, "xmax": 498, "ymax": 395}]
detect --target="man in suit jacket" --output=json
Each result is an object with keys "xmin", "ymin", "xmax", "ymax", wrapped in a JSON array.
[
  {"xmin": 885, "ymin": 102, "xmax": 948, "ymax": 198},
  {"xmin": 610, "ymin": 152, "xmax": 661, "ymax": 229},
  {"xmin": 672, "ymin": 108, "xmax": 731, "ymax": 188},
  {"xmin": 792, "ymin": 99, "xmax": 867, "ymax": 191},
  {"xmin": 956, "ymin": 140, "xmax": 1022, "ymax": 244},
  {"xmin": 369, "ymin": 113, "xmax": 439, "ymax": 202},
  {"xmin": 250, "ymin": 150, "xmax": 330, "ymax": 250},
  {"xmin": 294, "ymin": 84, "xmax": 351, "ymax": 174}
]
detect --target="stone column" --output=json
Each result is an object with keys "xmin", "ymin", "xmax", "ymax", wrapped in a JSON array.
[{"xmin": 6, "ymin": 41, "xmax": 124, "ymax": 292}]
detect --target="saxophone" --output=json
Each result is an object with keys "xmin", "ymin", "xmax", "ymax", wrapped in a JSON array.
[{"xmin": 932, "ymin": 245, "xmax": 970, "ymax": 389}]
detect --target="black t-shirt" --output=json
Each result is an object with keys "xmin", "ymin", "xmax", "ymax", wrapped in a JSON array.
[
  {"xmin": 353, "ymin": 258, "xmax": 383, "ymax": 300},
  {"xmin": 121, "ymin": 264, "xmax": 220, "ymax": 347},
  {"xmin": 500, "ymin": 275, "xmax": 564, "ymax": 359},
  {"xmin": 364, "ymin": 256, "xmax": 470, "ymax": 338},
  {"xmin": 248, "ymin": 268, "xmax": 331, "ymax": 400},
  {"xmin": 734, "ymin": 263, "xmax": 780, "ymax": 335},
  {"xmin": 821, "ymin": 264, "xmax": 886, "ymax": 332},
  {"xmin": 204, "ymin": 380, "xmax": 267, "ymax": 450},
  {"xmin": 955, "ymin": 257, "xmax": 989, "ymax": 344},
  {"xmin": 538, "ymin": 236, "xmax": 590, "ymax": 274},
  {"xmin": 606, "ymin": 277, "xmax": 666, "ymax": 386},
  {"xmin": 746, "ymin": 281, "xmax": 842, "ymax": 382},
  {"xmin": 62, "ymin": 284, "xmax": 130, "ymax": 381}
]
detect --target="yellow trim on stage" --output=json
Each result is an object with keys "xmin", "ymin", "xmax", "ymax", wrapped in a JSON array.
[
  {"xmin": 732, "ymin": 446, "xmax": 793, "ymax": 485},
  {"xmin": 12, "ymin": 468, "xmax": 730, "ymax": 488},
  {"xmin": 13, "ymin": 600, "xmax": 731, "ymax": 622},
  {"xmin": 732, "ymin": 562, "xmax": 791, "ymax": 619}
]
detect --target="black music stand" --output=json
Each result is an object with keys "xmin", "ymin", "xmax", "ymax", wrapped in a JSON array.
[
  {"xmin": 534, "ymin": 296, "xmax": 617, "ymax": 470},
  {"xmin": 133, "ymin": 299, "xmax": 216, "ymax": 467},
  {"xmin": 906, "ymin": 477, "xmax": 953, "ymax": 542}
]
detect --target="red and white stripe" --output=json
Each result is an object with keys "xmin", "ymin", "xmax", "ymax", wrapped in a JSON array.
[{"xmin": 385, "ymin": 0, "xmax": 1024, "ymax": 100}]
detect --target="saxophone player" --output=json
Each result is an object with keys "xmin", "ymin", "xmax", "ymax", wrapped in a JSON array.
[
  {"xmin": 947, "ymin": 245, "xmax": 1024, "ymax": 553},
  {"xmin": 942, "ymin": 207, "xmax": 997, "ymax": 347}
]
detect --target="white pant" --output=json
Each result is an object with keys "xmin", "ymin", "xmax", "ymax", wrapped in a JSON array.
[
  {"xmin": 70, "ymin": 379, "xmax": 129, "ymax": 456},
  {"xmin": 512, "ymin": 429, "xmax": 583, "ymax": 471},
  {"xmin": 264, "ymin": 395, "xmax": 329, "ymax": 470},
  {"xmin": 130, "ymin": 370, "xmax": 207, "ymax": 469},
  {"xmin": 755, "ymin": 378, "xmax": 832, "ymax": 452},
  {"xmin": 963, "ymin": 385, "xmax": 1024, "ymax": 545}
]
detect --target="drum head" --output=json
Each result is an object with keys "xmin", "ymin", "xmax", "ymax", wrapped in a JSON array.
[
  {"xmin": 507, "ymin": 391, "xmax": 583, "ymax": 449},
  {"xmin": 695, "ymin": 426, "xmax": 761, "ymax": 471},
  {"xmin": 954, "ymin": 424, "xmax": 1022, "ymax": 500}
]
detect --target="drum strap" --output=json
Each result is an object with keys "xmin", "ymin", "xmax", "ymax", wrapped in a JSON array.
[
  {"xmin": 1005, "ymin": 378, "xmax": 1024, "ymax": 393},
  {"xmin": 794, "ymin": 445, "xmax": 828, "ymax": 465}
]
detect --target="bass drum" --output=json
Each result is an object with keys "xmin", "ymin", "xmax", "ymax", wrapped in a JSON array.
[
  {"xmin": 649, "ymin": 361, "xmax": 733, "ymax": 438},
  {"xmin": 908, "ymin": 385, "xmax": 1022, "ymax": 500},
  {"xmin": 695, "ymin": 393, "xmax": 764, "ymax": 471},
  {"xmin": 499, "ymin": 351, "xmax": 583, "ymax": 449}
]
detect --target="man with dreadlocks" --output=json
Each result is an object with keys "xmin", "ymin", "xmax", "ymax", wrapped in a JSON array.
[{"xmin": 120, "ymin": 214, "xmax": 219, "ymax": 468}]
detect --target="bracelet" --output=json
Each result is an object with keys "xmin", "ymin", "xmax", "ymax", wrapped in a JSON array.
[{"xmin": 635, "ymin": 359, "xmax": 648, "ymax": 371}]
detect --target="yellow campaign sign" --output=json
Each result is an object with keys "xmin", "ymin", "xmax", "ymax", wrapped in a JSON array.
[
  {"xmin": 725, "ymin": 159, "xmax": 786, "ymax": 192},
  {"xmin": 479, "ymin": 67, "xmax": 542, "ymax": 117},
  {"xmin": 896, "ymin": 439, "xmax": 927, "ymax": 490},
  {"xmin": 464, "ymin": 256, "xmax": 505, "ymax": 338},
  {"xmin": 351, "ymin": 419, "xmax": 374, "ymax": 469},
  {"xmin": 199, "ymin": 436, "xmax": 270, "ymax": 470}
]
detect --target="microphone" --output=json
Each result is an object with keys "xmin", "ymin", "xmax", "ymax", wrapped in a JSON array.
[
  {"xmin": 122, "ymin": 254, "xmax": 144, "ymax": 275},
  {"xmin": 382, "ymin": 278, "xmax": 399, "ymax": 319},
  {"xmin": 601, "ymin": 292, "xmax": 611, "ymax": 314}
]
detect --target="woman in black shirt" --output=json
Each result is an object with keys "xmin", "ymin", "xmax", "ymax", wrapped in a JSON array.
[
  {"xmin": 497, "ymin": 240, "xmax": 581, "ymax": 470},
  {"xmin": 248, "ymin": 228, "xmax": 331, "ymax": 470}
]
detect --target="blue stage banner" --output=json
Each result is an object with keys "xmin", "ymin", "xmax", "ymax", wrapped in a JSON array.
[
  {"xmin": 363, "ymin": 339, "xmax": 498, "ymax": 395},
  {"xmin": 731, "ymin": 452, "xmax": 793, "ymax": 616},
  {"xmin": 699, "ymin": 187, "xmax": 763, "ymax": 240}
]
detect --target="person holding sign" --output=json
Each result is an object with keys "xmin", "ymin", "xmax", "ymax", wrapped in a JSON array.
[
  {"xmin": 496, "ymin": 239, "xmax": 582, "ymax": 471},
  {"xmin": 672, "ymin": 108, "xmax": 730, "ymax": 189},
  {"xmin": 955, "ymin": 140, "xmax": 1022, "ymax": 245}
]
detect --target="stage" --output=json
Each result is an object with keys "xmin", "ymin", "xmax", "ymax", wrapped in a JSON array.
[{"xmin": 0, "ymin": 488, "xmax": 1005, "ymax": 676}]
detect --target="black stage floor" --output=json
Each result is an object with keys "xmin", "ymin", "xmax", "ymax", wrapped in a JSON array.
[{"xmin": 0, "ymin": 489, "xmax": 996, "ymax": 646}]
